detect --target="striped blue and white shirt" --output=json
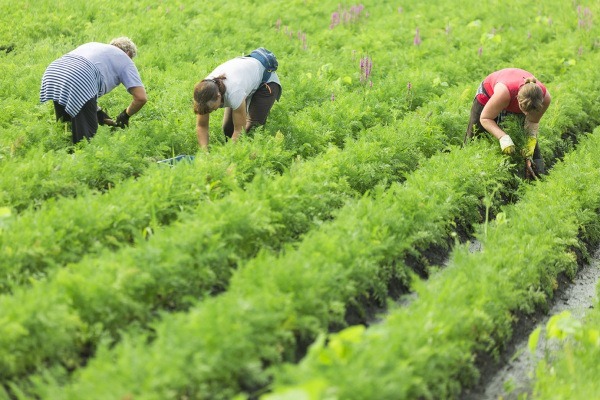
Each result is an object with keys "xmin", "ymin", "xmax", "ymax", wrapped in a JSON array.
[{"xmin": 40, "ymin": 42, "xmax": 144, "ymax": 117}]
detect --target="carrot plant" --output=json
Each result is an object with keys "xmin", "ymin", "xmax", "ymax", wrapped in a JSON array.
[
  {"xmin": 7, "ymin": 40, "xmax": 596, "ymax": 384},
  {"xmin": 4, "ymin": 0, "xmax": 572, "ymax": 290},
  {"xmin": 0, "ymin": 86, "xmax": 467, "ymax": 384},
  {"xmin": 1, "ymin": 0, "xmax": 599, "ymax": 398},
  {"xmin": 18, "ymin": 141, "xmax": 511, "ymax": 400},
  {"xmin": 0, "ymin": 135, "xmax": 294, "ymax": 292},
  {"xmin": 1, "ymin": 0, "xmax": 584, "ymax": 208},
  {"xmin": 529, "ymin": 298, "xmax": 600, "ymax": 399},
  {"xmin": 263, "ymin": 130, "xmax": 600, "ymax": 400}
]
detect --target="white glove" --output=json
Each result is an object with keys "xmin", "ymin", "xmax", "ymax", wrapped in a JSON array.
[{"xmin": 499, "ymin": 135, "xmax": 515, "ymax": 154}]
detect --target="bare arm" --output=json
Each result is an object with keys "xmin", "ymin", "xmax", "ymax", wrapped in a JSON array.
[
  {"xmin": 479, "ymin": 83, "xmax": 511, "ymax": 140},
  {"xmin": 524, "ymin": 90, "xmax": 552, "ymax": 135},
  {"xmin": 230, "ymin": 99, "xmax": 247, "ymax": 142},
  {"xmin": 126, "ymin": 86, "xmax": 148, "ymax": 116},
  {"xmin": 196, "ymin": 113, "xmax": 210, "ymax": 149}
]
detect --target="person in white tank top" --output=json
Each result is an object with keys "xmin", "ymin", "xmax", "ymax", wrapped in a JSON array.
[{"xmin": 193, "ymin": 52, "xmax": 281, "ymax": 149}]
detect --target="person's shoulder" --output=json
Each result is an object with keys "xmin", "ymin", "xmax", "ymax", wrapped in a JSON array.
[
  {"xmin": 78, "ymin": 42, "xmax": 121, "ymax": 55},
  {"xmin": 82, "ymin": 42, "xmax": 111, "ymax": 49},
  {"xmin": 72, "ymin": 42, "xmax": 98, "ymax": 51},
  {"xmin": 227, "ymin": 56, "xmax": 256, "ymax": 65},
  {"xmin": 108, "ymin": 45, "xmax": 135, "ymax": 63},
  {"xmin": 491, "ymin": 81, "xmax": 510, "ymax": 97}
]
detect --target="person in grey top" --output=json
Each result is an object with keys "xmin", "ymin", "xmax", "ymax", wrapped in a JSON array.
[
  {"xmin": 40, "ymin": 37, "xmax": 147, "ymax": 144},
  {"xmin": 193, "ymin": 50, "xmax": 281, "ymax": 149}
]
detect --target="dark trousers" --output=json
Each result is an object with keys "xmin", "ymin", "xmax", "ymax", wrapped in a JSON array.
[
  {"xmin": 464, "ymin": 99, "xmax": 486, "ymax": 144},
  {"xmin": 464, "ymin": 98, "xmax": 542, "ymax": 160},
  {"xmin": 53, "ymin": 98, "xmax": 98, "ymax": 144},
  {"xmin": 222, "ymin": 82, "xmax": 281, "ymax": 138}
]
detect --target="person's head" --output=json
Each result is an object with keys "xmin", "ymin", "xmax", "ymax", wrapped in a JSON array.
[
  {"xmin": 193, "ymin": 77, "xmax": 226, "ymax": 115},
  {"xmin": 110, "ymin": 37, "xmax": 138, "ymax": 58},
  {"xmin": 517, "ymin": 78, "xmax": 544, "ymax": 113}
]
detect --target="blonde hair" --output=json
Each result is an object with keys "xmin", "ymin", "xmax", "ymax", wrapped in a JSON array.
[
  {"xmin": 517, "ymin": 78, "xmax": 544, "ymax": 113},
  {"xmin": 110, "ymin": 37, "xmax": 138, "ymax": 58}
]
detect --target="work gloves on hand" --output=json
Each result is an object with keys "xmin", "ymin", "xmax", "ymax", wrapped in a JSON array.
[
  {"xmin": 499, "ymin": 135, "xmax": 515, "ymax": 155},
  {"xmin": 499, "ymin": 134, "xmax": 537, "ymax": 158},
  {"xmin": 521, "ymin": 135, "xmax": 537, "ymax": 158},
  {"xmin": 115, "ymin": 109, "xmax": 131, "ymax": 128},
  {"xmin": 97, "ymin": 108, "xmax": 113, "ymax": 126}
]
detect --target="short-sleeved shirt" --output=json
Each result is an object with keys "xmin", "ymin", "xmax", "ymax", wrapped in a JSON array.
[
  {"xmin": 477, "ymin": 68, "xmax": 547, "ymax": 113},
  {"xmin": 40, "ymin": 42, "xmax": 144, "ymax": 117},
  {"xmin": 70, "ymin": 42, "xmax": 144, "ymax": 95},
  {"xmin": 206, "ymin": 56, "xmax": 281, "ymax": 111}
]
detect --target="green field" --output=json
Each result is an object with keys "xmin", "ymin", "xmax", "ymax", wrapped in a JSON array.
[{"xmin": 1, "ymin": 0, "xmax": 600, "ymax": 399}]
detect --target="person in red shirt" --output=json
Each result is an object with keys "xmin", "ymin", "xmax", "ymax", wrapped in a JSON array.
[{"xmin": 464, "ymin": 68, "xmax": 552, "ymax": 174}]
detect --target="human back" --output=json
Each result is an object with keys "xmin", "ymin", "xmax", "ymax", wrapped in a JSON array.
[
  {"xmin": 69, "ymin": 42, "xmax": 143, "ymax": 96},
  {"xmin": 207, "ymin": 57, "xmax": 264, "ymax": 110},
  {"xmin": 193, "ymin": 48, "xmax": 282, "ymax": 149},
  {"xmin": 482, "ymin": 68, "xmax": 546, "ymax": 113}
]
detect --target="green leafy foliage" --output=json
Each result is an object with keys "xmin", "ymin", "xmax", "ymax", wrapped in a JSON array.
[
  {"xmin": 266, "ymin": 126, "xmax": 600, "ymax": 400},
  {"xmin": 1, "ymin": 0, "xmax": 600, "ymax": 399},
  {"xmin": 20, "ymin": 141, "xmax": 511, "ymax": 399},
  {"xmin": 530, "ymin": 305, "xmax": 600, "ymax": 399}
]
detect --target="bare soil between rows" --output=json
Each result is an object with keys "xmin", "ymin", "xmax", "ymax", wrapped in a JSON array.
[
  {"xmin": 355, "ymin": 234, "xmax": 600, "ymax": 400},
  {"xmin": 462, "ymin": 245, "xmax": 600, "ymax": 400}
]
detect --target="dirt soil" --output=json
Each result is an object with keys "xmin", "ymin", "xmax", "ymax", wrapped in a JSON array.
[
  {"xmin": 360, "ymin": 237, "xmax": 599, "ymax": 400},
  {"xmin": 463, "ymin": 244, "xmax": 600, "ymax": 400}
]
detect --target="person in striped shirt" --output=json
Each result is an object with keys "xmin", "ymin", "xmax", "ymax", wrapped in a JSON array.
[{"xmin": 40, "ymin": 37, "xmax": 147, "ymax": 144}]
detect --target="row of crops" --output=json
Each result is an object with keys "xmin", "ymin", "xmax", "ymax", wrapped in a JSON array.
[
  {"xmin": 530, "ymin": 287, "xmax": 600, "ymax": 399},
  {"xmin": 263, "ymin": 124, "xmax": 600, "ymax": 399},
  {"xmin": 1, "ymin": 0, "xmax": 600, "ymax": 399}
]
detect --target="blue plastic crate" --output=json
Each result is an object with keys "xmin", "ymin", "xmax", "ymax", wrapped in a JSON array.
[{"xmin": 157, "ymin": 155, "xmax": 195, "ymax": 166}]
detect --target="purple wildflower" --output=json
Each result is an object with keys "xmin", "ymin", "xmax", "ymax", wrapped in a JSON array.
[
  {"xmin": 330, "ymin": 4, "xmax": 367, "ymax": 29},
  {"xmin": 360, "ymin": 55, "xmax": 373, "ymax": 83},
  {"xmin": 330, "ymin": 11, "xmax": 340, "ymax": 29},
  {"xmin": 577, "ymin": 6, "xmax": 593, "ymax": 30},
  {"xmin": 413, "ymin": 28, "xmax": 421, "ymax": 46}
]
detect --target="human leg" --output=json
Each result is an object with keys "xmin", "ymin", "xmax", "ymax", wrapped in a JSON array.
[
  {"xmin": 464, "ymin": 98, "xmax": 485, "ymax": 145},
  {"xmin": 70, "ymin": 98, "xmax": 98, "ymax": 144},
  {"xmin": 53, "ymin": 101, "xmax": 71, "ymax": 122},
  {"xmin": 246, "ymin": 83, "xmax": 281, "ymax": 132},
  {"xmin": 222, "ymin": 108, "xmax": 234, "ymax": 139}
]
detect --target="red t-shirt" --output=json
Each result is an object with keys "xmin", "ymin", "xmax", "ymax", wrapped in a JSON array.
[{"xmin": 477, "ymin": 68, "xmax": 547, "ymax": 113}]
